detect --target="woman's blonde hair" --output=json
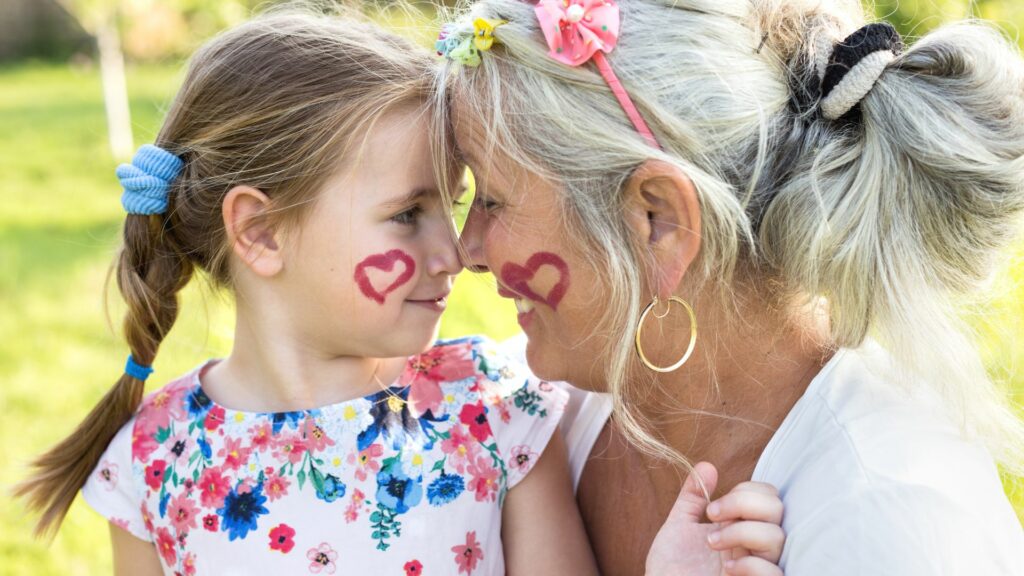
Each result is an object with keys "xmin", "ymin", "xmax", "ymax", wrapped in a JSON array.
[
  {"xmin": 433, "ymin": 0, "xmax": 1024, "ymax": 475},
  {"xmin": 15, "ymin": 9, "xmax": 435, "ymax": 537}
]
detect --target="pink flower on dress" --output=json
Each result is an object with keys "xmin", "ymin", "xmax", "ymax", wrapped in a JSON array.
[
  {"xmin": 202, "ymin": 514, "xmax": 219, "ymax": 532},
  {"xmin": 459, "ymin": 403, "xmax": 491, "ymax": 443},
  {"xmin": 269, "ymin": 523, "xmax": 296, "ymax": 553},
  {"xmin": 156, "ymin": 526, "xmax": 177, "ymax": 566},
  {"xmin": 265, "ymin": 470, "xmax": 291, "ymax": 502},
  {"xmin": 344, "ymin": 489, "xmax": 367, "ymax": 523},
  {"xmin": 144, "ymin": 459, "xmax": 167, "ymax": 491},
  {"xmin": 96, "ymin": 460, "xmax": 118, "ymax": 491},
  {"xmin": 346, "ymin": 444, "xmax": 384, "ymax": 481},
  {"xmin": 272, "ymin": 431, "xmax": 307, "ymax": 466},
  {"xmin": 110, "ymin": 517, "xmax": 130, "ymax": 531},
  {"xmin": 509, "ymin": 445, "xmax": 537, "ymax": 475},
  {"xmin": 183, "ymin": 552, "xmax": 197, "ymax": 576},
  {"xmin": 132, "ymin": 425, "xmax": 160, "ymax": 462},
  {"xmin": 302, "ymin": 418, "xmax": 335, "ymax": 454},
  {"xmin": 452, "ymin": 531, "xmax": 484, "ymax": 574},
  {"xmin": 141, "ymin": 501, "xmax": 155, "ymax": 533},
  {"xmin": 400, "ymin": 343, "xmax": 477, "ymax": 416},
  {"xmin": 249, "ymin": 421, "xmax": 273, "ymax": 452},
  {"xmin": 404, "ymin": 560, "xmax": 424, "ymax": 575},
  {"xmin": 167, "ymin": 493, "xmax": 200, "ymax": 534},
  {"xmin": 440, "ymin": 427, "xmax": 480, "ymax": 474},
  {"xmin": 165, "ymin": 430, "xmax": 196, "ymax": 468},
  {"xmin": 197, "ymin": 466, "xmax": 231, "ymax": 508},
  {"xmin": 218, "ymin": 436, "xmax": 251, "ymax": 471},
  {"xmin": 466, "ymin": 455, "xmax": 500, "ymax": 502},
  {"xmin": 306, "ymin": 542, "xmax": 338, "ymax": 574}
]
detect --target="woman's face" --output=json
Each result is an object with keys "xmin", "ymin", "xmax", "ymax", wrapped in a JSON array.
[{"xmin": 453, "ymin": 114, "xmax": 613, "ymax": 389}]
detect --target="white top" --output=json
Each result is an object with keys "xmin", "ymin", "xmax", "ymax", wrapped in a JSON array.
[{"xmin": 752, "ymin": 340, "xmax": 1024, "ymax": 575}]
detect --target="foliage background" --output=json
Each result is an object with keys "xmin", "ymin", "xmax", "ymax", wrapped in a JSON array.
[{"xmin": 0, "ymin": 1, "xmax": 1021, "ymax": 573}]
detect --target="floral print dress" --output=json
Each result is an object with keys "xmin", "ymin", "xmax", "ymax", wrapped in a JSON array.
[{"xmin": 82, "ymin": 336, "xmax": 567, "ymax": 575}]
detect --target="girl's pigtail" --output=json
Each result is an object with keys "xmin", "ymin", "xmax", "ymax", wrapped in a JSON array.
[{"xmin": 14, "ymin": 209, "xmax": 193, "ymax": 538}]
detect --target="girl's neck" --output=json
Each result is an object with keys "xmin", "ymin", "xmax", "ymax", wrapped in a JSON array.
[{"xmin": 200, "ymin": 304, "xmax": 408, "ymax": 413}]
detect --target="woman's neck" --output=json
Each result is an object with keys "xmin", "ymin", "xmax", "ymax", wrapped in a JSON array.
[
  {"xmin": 200, "ymin": 298, "xmax": 407, "ymax": 413},
  {"xmin": 633, "ymin": 290, "xmax": 833, "ymax": 491}
]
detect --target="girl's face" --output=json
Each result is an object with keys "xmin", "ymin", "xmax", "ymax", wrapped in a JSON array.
[
  {"xmin": 281, "ymin": 107, "xmax": 462, "ymax": 359},
  {"xmin": 453, "ymin": 115, "xmax": 611, "ymax": 389}
]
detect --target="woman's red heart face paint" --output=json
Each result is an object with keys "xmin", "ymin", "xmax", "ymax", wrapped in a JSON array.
[
  {"xmin": 498, "ymin": 252, "xmax": 570, "ymax": 309},
  {"xmin": 354, "ymin": 249, "xmax": 416, "ymax": 305}
]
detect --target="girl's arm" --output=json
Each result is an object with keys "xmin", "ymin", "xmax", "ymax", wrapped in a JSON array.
[
  {"xmin": 501, "ymin": 432, "xmax": 600, "ymax": 575},
  {"xmin": 110, "ymin": 523, "xmax": 163, "ymax": 576}
]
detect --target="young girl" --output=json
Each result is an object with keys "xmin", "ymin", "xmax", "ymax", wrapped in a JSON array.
[{"xmin": 16, "ymin": 11, "xmax": 786, "ymax": 575}]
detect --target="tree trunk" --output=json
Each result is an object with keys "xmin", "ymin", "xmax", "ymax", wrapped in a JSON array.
[{"xmin": 95, "ymin": 12, "xmax": 133, "ymax": 160}]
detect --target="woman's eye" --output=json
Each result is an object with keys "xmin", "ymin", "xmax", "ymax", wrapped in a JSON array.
[
  {"xmin": 472, "ymin": 195, "xmax": 501, "ymax": 213},
  {"xmin": 390, "ymin": 205, "xmax": 423, "ymax": 226}
]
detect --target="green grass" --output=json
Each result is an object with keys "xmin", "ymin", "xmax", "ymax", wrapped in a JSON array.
[{"xmin": 2, "ymin": 59, "xmax": 1023, "ymax": 574}]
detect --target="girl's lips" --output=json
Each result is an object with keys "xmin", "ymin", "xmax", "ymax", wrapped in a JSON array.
[{"xmin": 406, "ymin": 294, "xmax": 449, "ymax": 312}]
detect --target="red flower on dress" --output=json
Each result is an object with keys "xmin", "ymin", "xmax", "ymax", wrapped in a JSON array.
[
  {"xmin": 272, "ymin": 431, "xmax": 307, "ymax": 465},
  {"xmin": 197, "ymin": 466, "xmax": 231, "ymax": 508},
  {"xmin": 459, "ymin": 403, "xmax": 491, "ymax": 443},
  {"xmin": 404, "ymin": 560, "xmax": 424, "ymax": 575},
  {"xmin": 249, "ymin": 421, "xmax": 273, "ymax": 452},
  {"xmin": 452, "ymin": 531, "xmax": 484, "ymax": 574},
  {"xmin": 269, "ymin": 523, "xmax": 296, "ymax": 553},
  {"xmin": 156, "ymin": 526, "xmax": 177, "ymax": 566},
  {"xmin": 204, "ymin": 405, "xmax": 226, "ymax": 431},
  {"xmin": 202, "ymin": 514, "xmax": 219, "ymax": 532},
  {"xmin": 144, "ymin": 459, "xmax": 167, "ymax": 491},
  {"xmin": 400, "ymin": 343, "xmax": 476, "ymax": 416}
]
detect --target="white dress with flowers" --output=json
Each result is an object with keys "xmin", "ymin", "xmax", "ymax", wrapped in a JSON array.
[{"xmin": 82, "ymin": 336, "xmax": 567, "ymax": 576}]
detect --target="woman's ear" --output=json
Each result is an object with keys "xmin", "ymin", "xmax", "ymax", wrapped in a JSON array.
[
  {"xmin": 222, "ymin": 185, "xmax": 284, "ymax": 277},
  {"xmin": 623, "ymin": 160, "xmax": 702, "ymax": 297}
]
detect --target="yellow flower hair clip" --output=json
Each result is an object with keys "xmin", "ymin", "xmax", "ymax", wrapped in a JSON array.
[
  {"xmin": 436, "ymin": 18, "xmax": 506, "ymax": 68},
  {"xmin": 473, "ymin": 18, "xmax": 505, "ymax": 51}
]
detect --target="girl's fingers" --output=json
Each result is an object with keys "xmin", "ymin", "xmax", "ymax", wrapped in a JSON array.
[
  {"xmin": 724, "ymin": 556, "xmax": 784, "ymax": 576},
  {"xmin": 663, "ymin": 461, "xmax": 720, "ymax": 524},
  {"xmin": 708, "ymin": 521, "xmax": 785, "ymax": 562},
  {"xmin": 706, "ymin": 489, "xmax": 784, "ymax": 525}
]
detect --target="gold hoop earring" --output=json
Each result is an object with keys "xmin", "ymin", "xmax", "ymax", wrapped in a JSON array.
[{"xmin": 635, "ymin": 296, "xmax": 697, "ymax": 373}]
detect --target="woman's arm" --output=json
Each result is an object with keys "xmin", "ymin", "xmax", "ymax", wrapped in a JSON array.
[
  {"xmin": 110, "ymin": 522, "xmax": 163, "ymax": 576},
  {"xmin": 501, "ymin": 432, "xmax": 600, "ymax": 575}
]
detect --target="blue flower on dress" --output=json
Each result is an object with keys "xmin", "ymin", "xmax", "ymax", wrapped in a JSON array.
[
  {"xmin": 316, "ymin": 473, "xmax": 347, "ymax": 503},
  {"xmin": 427, "ymin": 472, "xmax": 464, "ymax": 506},
  {"xmin": 358, "ymin": 387, "xmax": 426, "ymax": 452},
  {"xmin": 217, "ymin": 483, "xmax": 269, "ymax": 541},
  {"xmin": 186, "ymin": 387, "xmax": 212, "ymax": 418},
  {"xmin": 197, "ymin": 435, "xmax": 212, "ymax": 460},
  {"xmin": 271, "ymin": 411, "xmax": 304, "ymax": 434},
  {"xmin": 376, "ymin": 461, "xmax": 422, "ymax": 514}
]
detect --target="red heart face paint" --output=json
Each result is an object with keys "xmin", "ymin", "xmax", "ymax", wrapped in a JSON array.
[
  {"xmin": 354, "ymin": 250, "xmax": 416, "ymax": 305},
  {"xmin": 499, "ymin": 252, "xmax": 570, "ymax": 310}
]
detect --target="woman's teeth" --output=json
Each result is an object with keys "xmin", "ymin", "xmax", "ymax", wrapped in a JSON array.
[{"xmin": 514, "ymin": 299, "xmax": 535, "ymax": 314}]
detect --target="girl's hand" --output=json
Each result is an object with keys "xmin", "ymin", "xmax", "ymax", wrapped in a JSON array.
[{"xmin": 645, "ymin": 462, "xmax": 785, "ymax": 576}]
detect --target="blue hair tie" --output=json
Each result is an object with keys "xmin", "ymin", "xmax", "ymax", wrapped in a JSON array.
[
  {"xmin": 117, "ymin": 144, "xmax": 183, "ymax": 215},
  {"xmin": 125, "ymin": 355, "xmax": 154, "ymax": 381}
]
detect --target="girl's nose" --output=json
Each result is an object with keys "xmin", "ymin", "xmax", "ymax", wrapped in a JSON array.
[{"xmin": 457, "ymin": 207, "xmax": 489, "ymax": 273}]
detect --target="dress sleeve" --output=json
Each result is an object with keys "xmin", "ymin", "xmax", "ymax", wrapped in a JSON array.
[
  {"xmin": 80, "ymin": 417, "xmax": 151, "ymax": 541},
  {"xmin": 473, "ymin": 342, "xmax": 569, "ymax": 491}
]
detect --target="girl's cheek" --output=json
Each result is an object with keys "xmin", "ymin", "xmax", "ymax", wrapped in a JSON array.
[{"xmin": 352, "ymin": 249, "xmax": 416, "ymax": 305}]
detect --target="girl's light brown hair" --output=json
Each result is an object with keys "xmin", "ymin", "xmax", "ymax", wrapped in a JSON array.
[{"xmin": 14, "ymin": 9, "xmax": 435, "ymax": 538}]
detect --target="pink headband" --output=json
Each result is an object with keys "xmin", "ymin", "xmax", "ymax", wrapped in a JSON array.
[{"xmin": 534, "ymin": 0, "xmax": 661, "ymax": 149}]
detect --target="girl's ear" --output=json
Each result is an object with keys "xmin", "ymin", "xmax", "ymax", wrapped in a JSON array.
[
  {"xmin": 222, "ymin": 185, "xmax": 285, "ymax": 277},
  {"xmin": 623, "ymin": 160, "xmax": 702, "ymax": 298}
]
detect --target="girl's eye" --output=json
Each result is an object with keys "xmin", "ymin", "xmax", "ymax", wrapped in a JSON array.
[
  {"xmin": 472, "ymin": 195, "xmax": 501, "ymax": 213},
  {"xmin": 390, "ymin": 205, "xmax": 423, "ymax": 226}
]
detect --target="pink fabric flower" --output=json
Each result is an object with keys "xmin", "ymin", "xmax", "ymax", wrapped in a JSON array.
[
  {"xmin": 132, "ymin": 425, "xmax": 160, "ymax": 463},
  {"xmin": 197, "ymin": 466, "xmax": 231, "ymax": 508},
  {"xmin": 218, "ymin": 436, "xmax": 252, "ymax": 471},
  {"xmin": 272, "ymin": 431, "xmax": 307, "ymax": 466},
  {"xmin": 249, "ymin": 421, "xmax": 273, "ymax": 452},
  {"xmin": 467, "ymin": 455, "xmax": 500, "ymax": 503},
  {"xmin": 156, "ymin": 526, "xmax": 177, "ymax": 566},
  {"xmin": 509, "ymin": 445, "xmax": 538, "ymax": 475},
  {"xmin": 307, "ymin": 542, "xmax": 339, "ymax": 574},
  {"xmin": 202, "ymin": 514, "xmax": 219, "ymax": 532},
  {"xmin": 440, "ymin": 427, "xmax": 480, "ymax": 474},
  {"xmin": 347, "ymin": 444, "xmax": 384, "ymax": 482},
  {"xmin": 265, "ymin": 470, "xmax": 291, "ymax": 502},
  {"xmin": 167, "ymin": 492, "xmax": 200, "ymax": 534},
  {"xmin": 183, "ymin": 552, "xmax": 197, "ymax": 576},
  {"xmin": 302, "ymin": 418, "xmax": 336, "ymax": 454},
  {"xmin": 534, "ymin": 0, "xmax": 620, "ymax": 66},
  {"xmin": 96, "ymin": 460, "xmax": 118, "ymax": 491},
  {"xmin": 400, "ymin": 342, "xmax": 477, "ymax": 416},
  {"xmin": 452, "ymin": 531, "xmax": 484, "ymax": 574}
]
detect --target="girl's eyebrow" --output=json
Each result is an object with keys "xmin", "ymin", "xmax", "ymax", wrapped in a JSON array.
[{"xmin": 380, "ymin": 187, "xmax": 434, "ymax": 207}]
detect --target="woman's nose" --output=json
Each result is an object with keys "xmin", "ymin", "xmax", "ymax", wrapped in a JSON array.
[{"xmin": 458, "ymin": 207, "xmax": 489, "ymax": 273}]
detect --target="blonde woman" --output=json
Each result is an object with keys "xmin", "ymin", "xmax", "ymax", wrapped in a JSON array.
[{"xmin": 433, "ymin": 0, "xmax": 1024, "ymax": 573}]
